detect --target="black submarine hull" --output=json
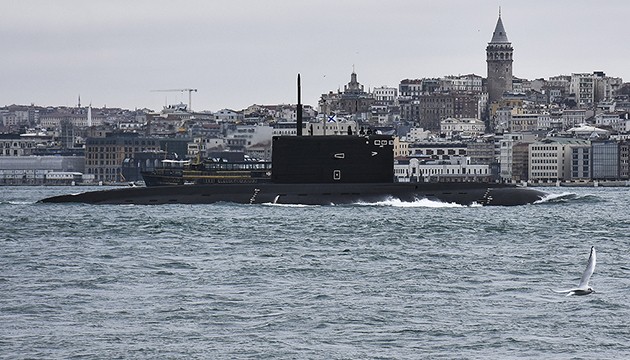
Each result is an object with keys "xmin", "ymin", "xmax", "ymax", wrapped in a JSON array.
[{"xmin": 39, "ymin": 182, "xmax": 546, "ymax": 206}]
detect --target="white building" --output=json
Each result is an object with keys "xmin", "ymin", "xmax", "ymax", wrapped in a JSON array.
[
  {"xmin": 404, "ymin": 127, "xmax": 431, "ymax": 143},
  {"xmin": 509, "ymin": 113, "xmax": 539, "ymax": 133},
  {"xmin": 271, "ymin": 119, "xmax": 359, "ymax": 137},
  {"xmin": 444, "ymin": 74, "xmax": 483, "ymax": 92},
  {"xmin": 0, "ymin": 136, "xmax": 52, "ymax": 156},
  {"xmin": 499, "ymin": 133, "xmax": 537, "ymax": 181},
  {"xmin": 566, "ymin": 124, "xmax": 610, "ymax": 139},
  {"xmin": 372, "ymin": 86, "xmax": 398, "ymax": 104},
  {"xmin": 0, "ymin": 156, "xmax": 84, "ymax": 184},
  {"xmin": 562, "ymin": 109, "xmax": 588, "ymax": 129},
  {"xmin": 529, "ymin": 138, "xmax": 589, "ymax": 182},
  {"xmin": 440, "ymin": 117, "xmax": 485, "ymax": 138},
  {"xmin": 594, "ymin": 112, "xmax": 626, "ymax": 132},
  {"xmin": 1, "ymin": 109, "xmax": 30, "ymax": 128},
  {"xmin": 536, "ymin": 112, "xmax": 552, "ymax": 130},
  {"xmin": 394, "ymin": 156, "xmax": 491, "ymax": 183},
  {"xmin": 312, "ymin": 118, "xmax": 359, "ymax": 136},
  {"xmin": 494, "ymin": 107, "xmax": 513, "ymax": 132},
  {"xmin": 570, "ymin": 73, "xmax": 595, "ymax": 106}
]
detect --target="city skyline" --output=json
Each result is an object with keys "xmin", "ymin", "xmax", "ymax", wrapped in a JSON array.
[{"xmin": 2, "ymin": 0, "xmax": 629, "ymax": 111}]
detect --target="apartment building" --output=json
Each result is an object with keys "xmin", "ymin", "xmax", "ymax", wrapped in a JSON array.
[
  {"xmin": 0, "ymin": 134, "xmax": 52, "ymax": 156},
  {"xmin": 85, "ymin": 133, "xmax": 161, "ymax": 182},
  {"xmin": 394, "ymin": 156, "xmax": 492, "ymax": 183},
  {"xmin": 509, "ymin": 113, "xmax": 539, "ymax": 133},
  {"xmin": 570, "ymin": 73, "xmax": 595, "ymax": 106},
  {"xmin": 440, "ymin": 118, "xmax": 485, "ymax": 138},
  {"xmin": 569, "ymin": 144, "xmax": 591, "ymax": 180},
  {"xmin": 529, "ymin": 138, "xmax": 589, "ymax": 182},
  {"xmin": 591, "ymin": 140, "xmax": 619, "ymax": 180}
]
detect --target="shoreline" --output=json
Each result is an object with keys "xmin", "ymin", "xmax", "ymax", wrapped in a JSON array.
[
  {"xmin": 3, "ymin": 181, "xmax": 630, "ymax": 188},
  {"xmin": 523, "ymin": 181, "xmax": 630, "ymax": 188}
]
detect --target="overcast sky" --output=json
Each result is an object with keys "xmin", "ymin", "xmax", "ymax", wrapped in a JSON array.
[{"xmin": 2, "ymin": 0, "xmax": 629, "ymax": 112}]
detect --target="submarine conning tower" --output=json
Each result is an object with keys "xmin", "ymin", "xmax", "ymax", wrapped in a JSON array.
[{"xmin": 271, "ymin": 74, "xmax": 394, "ymax": 184}]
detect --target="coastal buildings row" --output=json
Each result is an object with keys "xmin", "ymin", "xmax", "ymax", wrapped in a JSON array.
[
  {"xmin": 3, "ymin": 122, "xmax": 630, "ymax": 186},
  {"xmin": 2, "ymin": 11, "xmax": 630, "ymax": 186}
]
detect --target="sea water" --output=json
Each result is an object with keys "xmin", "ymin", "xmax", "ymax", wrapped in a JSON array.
[{"xmin": 1, "ymin": 186, "xmax": 629, "ymax": 359}]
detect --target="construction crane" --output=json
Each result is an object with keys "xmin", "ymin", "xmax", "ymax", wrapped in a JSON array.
[{"xmin": 150, "ymin": 88, "xmax": 198, "ymax": 112}]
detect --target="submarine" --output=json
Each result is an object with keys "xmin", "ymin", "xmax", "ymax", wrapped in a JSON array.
[{"xmin": 39, "ymin": 75, "xmax": 546, "ymax": 206}]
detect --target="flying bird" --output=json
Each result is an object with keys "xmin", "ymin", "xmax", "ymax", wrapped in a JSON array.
[{"xmin": 553, "ymin": 246, "xmax": 596, "ymax": 296}]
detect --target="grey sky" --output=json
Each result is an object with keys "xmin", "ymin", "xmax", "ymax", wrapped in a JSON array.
[{"xmin": 2, "ymin": 0, "xmax": 628, "ymax": 112}]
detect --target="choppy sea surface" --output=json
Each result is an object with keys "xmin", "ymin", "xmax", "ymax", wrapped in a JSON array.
[{"xmin": 1, "ymin": 185, "xmax": 629, "ymax": 359}]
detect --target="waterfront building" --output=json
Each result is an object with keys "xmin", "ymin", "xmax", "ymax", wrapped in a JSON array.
[
  {"xmin": 0, "ymin": 156, "xmax": 84, "ymax": 185},
  {"xmin": 121, "ymin": 150, "xmax": 168, "ymax": 183},
  {"xmin": 511, "ymin": 142, "xmax": 531, "ymax": 182},
  {"xmin": 620, "ymin": 142, "xmax": 630, "ymax": 180},
  {"xmin": 591, "ymin": 140, "xmax": 620, "ymax": 180},
  {"xmin": 394, "ymin": 156, "xmax": 492, "ymax": 183},
  {"xmin": 466, "ymin": 138, "xmax": 496, "ymax": 165},
  {"xmin": 85, "ymin": 133, "xmax": 161, "ymax": 182},
  {"xmin": 497, "ymin": 133, "xmax": 535, "ymax": 181},
  {"xmin": 498, "ymin": 133, "xmax": 537, "ymax": 181},
  {"xmin": 528, "ymin": 137, "xmax": 589, "ymax": 182},
  {"xmin": 569, "ymin": 144, "xmax": 591, "ymax": 181}
]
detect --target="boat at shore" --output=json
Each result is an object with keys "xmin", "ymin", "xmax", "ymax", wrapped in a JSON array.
[
  {"xmin": 39, "ymin": 75, "xmax": 546, "ymax": 206},
  {"xmin": 141, "ymin": 159, "xmax": 272, "ymax": 186}
]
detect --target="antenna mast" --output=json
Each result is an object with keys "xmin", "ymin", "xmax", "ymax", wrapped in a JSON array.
[{"xmin": 297, "ymin": 74, "xmax": 303, "ymax": 136}]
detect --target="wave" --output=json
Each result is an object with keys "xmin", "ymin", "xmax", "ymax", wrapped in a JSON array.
[
  {"xmin": 0, "ymin": 200, "xmax": 34, "ymax": 205},
  {"xmin": 261, "ymin": 203, "xmax": 317, "ymax": 208},
  {"xmin": 354, "ymin": 197, "xmax": 472, "ymax": 208},
  {"xmin": 534, "ymin": 192, "xmax": 602, "ymax": 204}
]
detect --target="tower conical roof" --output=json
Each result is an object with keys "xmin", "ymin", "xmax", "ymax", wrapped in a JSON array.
[{"xmin": 490, "ymin": 16, "xmax": 509, "ymax": 43}]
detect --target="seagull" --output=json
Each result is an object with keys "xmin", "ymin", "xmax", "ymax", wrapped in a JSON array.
[{"xmin": 553, "ymin": 246, "xmax": 596, "ymax": 296}]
